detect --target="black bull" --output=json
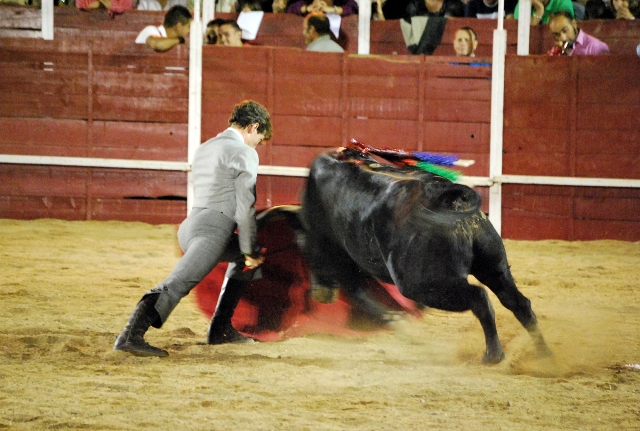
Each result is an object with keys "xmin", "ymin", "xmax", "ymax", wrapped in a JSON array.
[{"xmin": 297, "ymin": 148, "xmax": 552, "ymax": 363}]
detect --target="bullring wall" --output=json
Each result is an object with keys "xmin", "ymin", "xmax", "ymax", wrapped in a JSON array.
[{"xmin": 0, "ymin": 9, "xmax": 638, "ymax": 240}]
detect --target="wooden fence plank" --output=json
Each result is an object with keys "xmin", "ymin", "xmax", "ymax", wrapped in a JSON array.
[
  {"xmin": 89, "ymin": 169, "xmax": 186, "ymax": 198},
  {"xmin": 91, "ymin": 121, "xmax": 188, "ymax": 161}
]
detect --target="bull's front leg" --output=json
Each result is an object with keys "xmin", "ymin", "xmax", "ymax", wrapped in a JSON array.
[
  {"xmin": 309, "ymin": 272, "xmax": 340, "ymax": 304},
  {"xmin": 341, "ymin": 279, "xmax": 403, "ymax": 325}
]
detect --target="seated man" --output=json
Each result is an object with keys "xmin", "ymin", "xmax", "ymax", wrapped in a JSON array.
[
  {"xmin": 303, "ymin": 11, "xmax": 344, "ymax": 53},
  {"xmin": 548, "ymin": 10, "xmax": 609, "ymax": 55},
  {"xmin": 218, "ymin": 21, "xmax": 245, "ymax": 47},
  {"xmin": 135, "ymin": 5, "xmax": 192, "ymax": 52},
  {"xmin": 466, "ymin": 0, "xmax": 517, "ymax": 18},
  {"xmin": 453, "ymin": 26, "xmax": 478, "ymax": 57},
  {"xmin": 205, "ymin": 18, "xmax": 227, "ymax": 45}
]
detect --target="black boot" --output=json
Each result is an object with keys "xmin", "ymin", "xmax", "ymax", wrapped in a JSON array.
[
  {"xmin": 207, "ymin": 278, "xmax": 254, "ymax": 345},
  {"xmin": 114, "ymin": 293, "xmax": 169, "ymax": 357}
]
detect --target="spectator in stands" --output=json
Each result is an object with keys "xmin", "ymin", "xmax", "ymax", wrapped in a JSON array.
[
  {"xmin": 572, "ymin": 1, "xmax": 586, "ymax": 20},
  {"xmin": 288, "ymin": 0, "xmax": 359, "ymax": 17},
  {"xmin": 303, "ymin": 11, "xmax": 345, "ymax": 52},
  {"xmin": 205, "ymin": 18, "xmax": 227, "ymax": 45},
  {"xmin": 586, "ymin": 0, "xmax": 638, "ymax": 18},
  {"xmin": 405, "ymin": 0, "xmax": 465, "ymax": 18},
  {"xmin": 637, "ymin": 41, "xmax": 640, "ymax": 55},
  {"xmin": 218, "ymin": 20, "xmax": 245, "ymax": 46},
  {"xmin": 453, "ymin": 26, "xmax": 478, "ymax": 57},
  {"xmin": 585, "ymin": 0, "xmax": 614, "ymax": 18},
  {"xmin": 137, "ymin": 0, "xmax": 189, "ymax": 11},
  {"xmin": 217, "ymin": 0, "xmax": 235, "ymax": 12},
  {"xmin": 514, "ymin": 0, "xmax": 574, "ymax": 24},
  {"xmin": 548, "ymin": 10, "xmax": 609, "ymax": 55},
  {"xmin": 238, "ymin": 0, "xmax": 265, "ymax": 10},
  {"xmin": 76, "ymin": 0, "xmax": 132, "ymax": 17},
  {"xmin": 381, "ymin": 0, "xmax": 411, "ymax": 19},
  {"xmin": 611, "ymin": 0, "xmax": 639, "ymax": 18},
  {"xmin": 135, "ymin": 5, "xmax": 192, "ymax": 52},
  {"xmin": 272, "ymin": 0, "xmax": 288, "ymax": 12},
  {"xmin": 465, "ymin": 0, "xmax": 517, "ymax": 18},
  {"xmin": 373, "ymin": 0, "xmax": 387, "ymax": 20}
]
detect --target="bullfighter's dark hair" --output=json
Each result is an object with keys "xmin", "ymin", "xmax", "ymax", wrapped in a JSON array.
[
  {"xmin": 229, "ymin": 100, "xmax": 273, "ymax": 140},
  {"xmin": 164, "ymin": 6, "xmax": 192, "ymax": 28},
  {"xmin": 306, "ymin": 12, "xmax": 331, "ymax": 36}
]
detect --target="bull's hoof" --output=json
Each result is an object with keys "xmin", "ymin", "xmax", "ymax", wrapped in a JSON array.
[
  {"xmin": 311, "ymin": 285, "xmax": 340, "ymax": 304},
  {"xmin": 481, "ymin": 351, "xmax": 505, "ymax": 364}
]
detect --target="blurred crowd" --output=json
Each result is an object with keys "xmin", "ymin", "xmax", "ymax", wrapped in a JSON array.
[
  {"xmin": 2, "ymin": 0, "xmax": 638, "ymax": 21},
  {"xmin": 2, "ymin": 0, "xmax": 637, "ymax": 56}
]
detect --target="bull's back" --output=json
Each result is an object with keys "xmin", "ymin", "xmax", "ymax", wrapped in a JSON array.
[
  {"xmin": 302, "ymin": 150, "xmax": 480, "ymax": 229},
  {"xmin": 300, "ymin": 150, "xmax": 483, "ymax": 279}
]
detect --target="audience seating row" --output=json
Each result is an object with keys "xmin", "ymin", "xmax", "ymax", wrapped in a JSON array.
[{"xmin": 1, "ymin": 5, "xmax": 639, "ymax": 55}]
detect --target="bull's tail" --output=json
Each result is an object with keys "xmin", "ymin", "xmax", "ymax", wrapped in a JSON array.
[
  {"xmin": 432, "ymin": 184, "xmax": 480, "ymax": 213},
  {"xmin": 413, "ymin": 183, "xmax": 481, "ymax": 225}
]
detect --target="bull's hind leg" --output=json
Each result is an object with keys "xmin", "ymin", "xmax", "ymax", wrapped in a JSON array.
[
  {"xmin": 415, "ymin": 278, "xmax": 505, "ymax": 363},
  {"xmin": 473, "ymin": 269, "xmax": 552, "ymax": 358},
  {"xmin": 470, "ymin": 219, "xmax": 552, "ymax": 358}
]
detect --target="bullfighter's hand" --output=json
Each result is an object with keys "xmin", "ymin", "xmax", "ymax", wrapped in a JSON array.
[{"xmin": 244, "ymin": 254, "xmax": 265, "ymax": 269}]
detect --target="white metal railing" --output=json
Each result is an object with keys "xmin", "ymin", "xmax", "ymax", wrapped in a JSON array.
[{"xmin": 2, "ymin": 155, "xmax": 637, "ymax": 190}]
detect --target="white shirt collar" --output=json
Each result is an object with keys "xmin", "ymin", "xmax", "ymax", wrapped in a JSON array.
[{"xmin": 226, "ymin": 127, "xmax": 244, "ymax": 142}]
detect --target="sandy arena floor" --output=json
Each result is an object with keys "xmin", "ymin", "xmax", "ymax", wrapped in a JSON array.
[{"xmin": 1, "ymin": 218, "xmax": 639, "ymax": 430}]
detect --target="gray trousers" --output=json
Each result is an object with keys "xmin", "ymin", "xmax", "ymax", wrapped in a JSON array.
[{"xmin": 146, "ymin": 208, "xmax": 260, "ymax": 326}]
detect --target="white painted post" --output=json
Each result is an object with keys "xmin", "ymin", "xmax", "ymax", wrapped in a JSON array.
[
  {"xmin": 357, "ymin": 0, "xmax": 371, "ymax": 55},
  {"xmin": 203, "ymin": 0, "xmax": 215, "ymax": 34},
  {"xmin": 488, "ymin": 0, "xmax": 507, "ymax": 235},
  {"xmin": 187, "ymin": 0, "xmax": 203, "ymax": 215},
  {"xmin": 41, "ymin": 0, "xmax": 54, "ymax": 40},
  {"xmin": 517, "ymin": 0, "xmax": 531, "ymax": 55}
]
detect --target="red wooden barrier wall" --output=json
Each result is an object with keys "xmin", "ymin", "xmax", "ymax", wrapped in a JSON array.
[
  {"xmin": 0, "ymin": 38, "xmax": 189, "ymax": 223},
  {"xmin": 0, "ymin": 13, "xmax": 638, "ymax": 240},
  {"xmin": 501, "ymin": 55, "xmax": 639, "ymax": 241},
  {"xmin": 199, "ymin": 46, "xmax": 493, "ymax": 209}
]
